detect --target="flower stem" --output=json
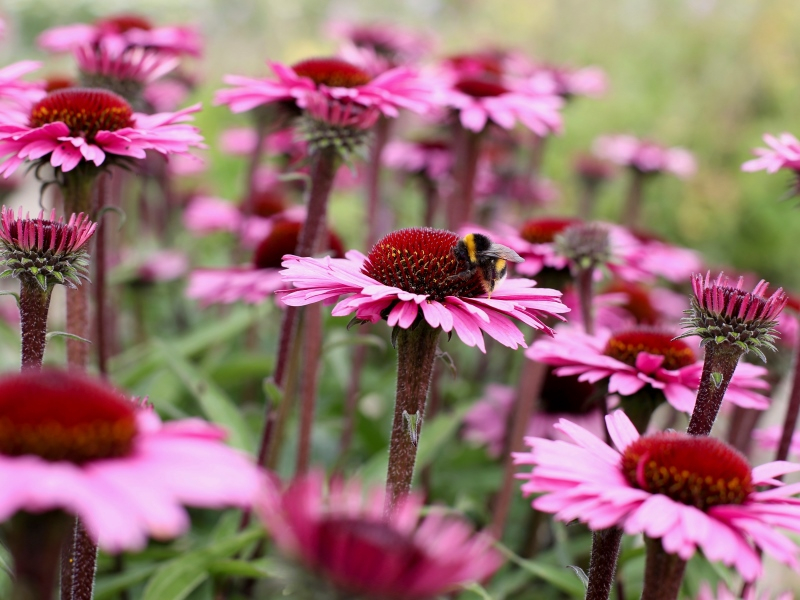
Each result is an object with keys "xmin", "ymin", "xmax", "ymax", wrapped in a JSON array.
[
  {"xmin": 686, "ymin": 343, "xmax": 744, "ymax": 436},
  {"xmin": 775, "ymin": 335, "xmax": 800, "ymax": 465},
  {"xmin": 6, "ymin": 511, "xmax": 72, "ymax": 600},
  {"xmin": 622, "ymin": 170, "xmax": 646, "ymax": 229},
  {"xmin": 447, "ymin": 127, "xmax": 482, "ymax": 229},
  {"xmin": 366, "ymin": 116, "xmax": 391, "ymax": 248},
  {"xmin": 93, "ymin": 173, "xmax": 110, "ymax": 377},
  {"xmin": 576, "ymin": 266, "xmax": 595, "ymax": 336},
  {"xmin": 640, "ymin": 537, "xmax": 687, "ymax": 600},
  {"xmin": 296, "ymin": 303, "xmax": 323, "ymax": 475},
  {"xmin": 385, "ymin": 322, "xmax": 440, "ymax": 514},
  {"xmin": 489, "ymin": 357, "xmax": 547, "ymax": 540},
  {"xmin": 19, "ymin": 281, "xmax": 52, "ymax": 370},
  {"xmin": 336, "ymin": 336, "xmax": 369, "ymax": 470},
  {"xmin": 585, "ymin": 526, "xmax": 623, "ymax": 600},
  {"xmin": 421, "ymin": 177, "xmax": 438, "ymax": 228}
]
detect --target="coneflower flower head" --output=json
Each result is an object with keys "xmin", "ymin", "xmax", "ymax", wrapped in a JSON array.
[
  {"xmin": 554, "ymin": 222, "xmax": 611, "ymax": 271},
  {"xmin": 678, "ymin": 272, "xmax": 788, "ymax": 361},
  {"xmin": 0, "ymin": 206, "xmax": 96, "ymax": 290}
]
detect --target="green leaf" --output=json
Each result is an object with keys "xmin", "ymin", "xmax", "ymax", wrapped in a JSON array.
[
  {"xmin": 494, "ymin": 542, "xmax": 586, "ymax": 598},
  {"xmin": 45, "ymin": 331, "xmax": 92, "ymax": 344},
  {"xmin": 415, "ymin": 404, "xmax": 472, "ymax": 470},
  {"xmin": 710, "ymin": 372, "xmax": 723, "ymax": 388},
  {"xmin": 141, "ymin": 528, "xmax": 263, "ymax": 600},
  {"xmin": 322, "ymin": 333, "xmax": 387, "ymax": 353},
  {"xmin": 94, "ymin": 562, "xmax": 161, "ymax": 599},
  {"xmin": 462, "ymin": 581, "xmax": 494, "ymax": 599},
  {"xmin": 153, "ymin": 339, "xmax": 254, "ymax": 451}
]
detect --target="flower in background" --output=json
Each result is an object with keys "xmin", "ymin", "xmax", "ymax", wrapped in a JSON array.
[
  {"xmin": 753, "ymin": 426, "xmax": 800, "ymax": 460},
  {"xmin": 280, "ymin": 227, "xmax": 568, "ymax": 352},
  {"xmin": 187, "ymin": 219, "xmax": 343, "ymax": 306},
  {"xmin": 130, "ymin": 249, "xmax": 188, "ymax": 285},
  {"xmin": 527, "ymin": 326, "xmax": 771, "ymax": 413},
  {"xmin": 463, "ymin": 373, "xmax": 602, "ymax": 458},
  {"xmin": 611, "ymin": 226, "xmax": 703, "ymax": 284},
  {"xmin": 697, "ymin": 581, "xmax": 793, "ymax": 600},
  {"xmin": 257, "ymin": 472, "xmax": 500, "ymax": 599},
  {"xmin": 593, "ymin": 134, "xmax": 696, "ymax": 178},
  {"xmin": 0, "ymin": 61, "xmax": 46, "ymax": 115},
  {"xmin": 0, "ymin": 370, "xmax": 261, "ymax": 551},
  {"xmin": 0, "ymin": 87, "xmax": 204, "ymax": 177},
  {"xmin": 742, "ymin": 132, "xmax": 800, "ymax": 174},
  {"xmin": 38, "ymin": 14, "xmax": 202, "ymax": 57},
  {"xmin": 515, "ymin": 410, "xmax": 800, "ymax": 581},
  {"xmin": 328, "ymin": 20, "xmax": 434, "ymax": 76},
  {"xmin": 591, "ymin": 280, "xmax": 688, "ymax": 329}
]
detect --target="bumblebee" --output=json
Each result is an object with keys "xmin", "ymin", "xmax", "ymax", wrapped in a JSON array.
[{"xmin": 451, "ymin": 233, "xmax": 524, "ymax": 296}]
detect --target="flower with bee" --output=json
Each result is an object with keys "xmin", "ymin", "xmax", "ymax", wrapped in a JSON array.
[{"xmin": 450, "ymin": 232, "xmax": 524, "ymax": 297}]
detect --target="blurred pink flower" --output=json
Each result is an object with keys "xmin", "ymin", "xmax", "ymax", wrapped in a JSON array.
[
  {"xmin": 527, "ymin": 326, "xmax": 771, "ymax": 412},
  {"xmin": 383, "ymin": 139, "xmax": 452, "ymax": 180},
  {"xmin": 215, "ymin": 58, "xmax": 434, "ymax": 120},
  {"xmin": 38, "ymin": 14, "xmax": 202, "ymax": 57},
  {"xmin": 75, "ymin": 45, "xmax": 179, "ymax": 87},
  {"xmin": 280, "ymin": 228, "xmax": 569, "ymax": 352},
  {"xmin": 742, "ymin": 132, "xmax": 800, "ymax": 181},
  {"xmin": 463, "ymin": 378, "xmax": 603, "ymax": 458},
  {"xmin": 257, "ymin": 472, "xmax": 501, "ymax": 599},
  {"xmin": 0, "ymin": 370, "xmax": 262, "ymax": 552},
  {"xmin": 0, "ymin": 88, "xmax": 204, "ymax": 177},
  {"xmin": 143, "ymin": 77, "xmax": 192, "ymax": 112},
  {"xmin": 753, "ymin": 426, "xmax": 800, "ymax": 460},
  {"xmin": 0, "ymin": 61, "xmax": 46, "ymax": 114},
  {"xmin": 610, "ymin": 226, "xmax": 703, "ymax": 284},
  {"xmin": 593, "ymin": 134, "xmax": 696, "ymax": 178},
  {"xmin": 166, "ymin": 152, "xmax": 205, "ymax": 176},
  {"xmin": 515, "ymin": 410, "xmax": 800, "ymax": 581},
  {"xmin": 134, "ymin": 249, "xmax": 188, "ymax": 283},
  {"xmin": 697, "ymin": 581, "xmax": 793, "ymax": 600}
]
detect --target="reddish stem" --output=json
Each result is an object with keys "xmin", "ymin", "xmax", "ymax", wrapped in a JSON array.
[
  {"xmin": 296, "ymin": 303, "xmax": 323, "ymax": 475},
  {"xmin": 19, "ymin": 282, "xmax": 52, "ymax": 371},
  {"xmin": 640, "ymin": 537, "xmax": 687, "ymax": 600},
  {"xmin": 686, "ymin": 343, "xmax": 743, "ymax": 437},
  {"xmin": 447, "ymin": 126, "xmax": 482, "ymax": 229},
  {"xmin": 622, "ymin": 170, "xmax": 646, "ymax": 229},
  {"xmin": 366, "ymin": 116, "xmax": 391, "ymax": 248},
  {"xmin": 775, "ymin": 336, "xmax": 800, "ymax": 465},
  {"xmin": 586, "ymin": 527, "xmax": 624, "ymax": 600}
]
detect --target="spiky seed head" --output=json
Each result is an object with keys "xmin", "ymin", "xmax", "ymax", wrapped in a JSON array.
[{"xmin": 554, "ymin": 222, "xmax": 611, "ymax": 270}]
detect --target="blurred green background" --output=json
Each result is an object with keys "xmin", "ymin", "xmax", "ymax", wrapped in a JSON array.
[{"xmin": 4, "ymin": 0, "xmax": 800, "ymax": 288}]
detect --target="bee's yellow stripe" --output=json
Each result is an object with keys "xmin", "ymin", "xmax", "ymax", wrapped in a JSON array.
[
  {"xmin": 464, "ymin": 234, "xmax": 477, "ymax": 263},
  {"xmin": 495, "ymin": 258, "xmax": 507, "ymax": 272}
]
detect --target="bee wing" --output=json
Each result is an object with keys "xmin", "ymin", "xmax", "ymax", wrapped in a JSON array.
[{"xmin": 485, "ymin": 243, "xmax": 524, "ymax": 263}]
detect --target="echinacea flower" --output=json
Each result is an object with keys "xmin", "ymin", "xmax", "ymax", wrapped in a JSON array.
[
  {"xmin": 463, "ymin": 376, "xmax": 602, "ymax": 458},
  {"xmin": 527, "ymin": 326, "xmax": 771, "ymax": 413},
  {"xmin": 257, "ymin": 472, "xmax": 501, "ymax": 599},
  {"xmin": 515, "ymin": 409, "xmax": 800, "ymax": 581},
  {"xmin": 754, "ymin": 426, "xmax": 800, "ymax": 460},
  {"xmin": 279, "ymin": 227, "xmax": 569, "ymax": 352},
  {"xmin": 38, "ymin": 14, "xmax": 202, "ymax": 57},
  {"xmin": 593, "ymin": 134, "xmax": 696, "ymax": 178},
  {"xmin": 742, "ymin": 132, "xmax": 800, "ymax": 176},
  {"xmin": 0, "ymin": 87, "xmax": 204, "ymax": 178},
  {"xmin": 187, "ymin": 219, "xmax": 343, "ymax": 306},
  {"xmin": 0, "ymin": 370, "xmax": 261, "ymax": 551},
  {"xmin": 697, "ymin": 581, "xmax": 793, "ymax": 600},
  {"xmin": 0, "ymin": 61, "xmax": 46, "ymax": 114},
  {"xmin": 0, "ymin": 206, "xmax": 95, "ymax": 291}
]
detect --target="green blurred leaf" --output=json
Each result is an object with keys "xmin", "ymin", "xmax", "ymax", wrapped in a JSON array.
[
  {"xmin": 495, "ymin": 542, "xmax": 586, "ymax": 598},
  {"xmin": 415, "ymin": 404, "xmax": 471, "ymax": 470},
  {"xmin": 462, "ymin": 581, "xmax": 494, "ymax": 599},
  {"xmin": 95, "ymin": 562, "xmax": 160, "ymax": 599},
  {"xmin": 154, "ymin": 338, "xmax": 254, "ymax": 451},
  {"xmin": 141, "ymin": 528, "xmax": 263, "ymax": 600}
]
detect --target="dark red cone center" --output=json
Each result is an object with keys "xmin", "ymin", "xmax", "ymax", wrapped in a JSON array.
[
  {"xmin": 520, "ymin": 218, "xmax": 580, "ymax": 244},
  {"xmin": 253, "ymin": 221, "xmax": 344, "ymax": 270},
  {"xmin": 244, "ymin": 188, "xmax": 286, "ymax": 219},
  {"xmin": 96, "ymin": 14, "xmax": 153, "ymax": 33},
  {"xmin": 0, "ymin": 371, "xmax": 137, "ymax": 463},
  {"xmin": 604, "ymin": 329, "xmax": 695, "ymax": 370},
  {"xmin": 30, "ymin": 88, "xmax": 134, "ymax": 140},
  {"xmin": 362, "ymin": 228, "xmax": 485, "ymax": 302},
  {"xmin": 454, "ymin": 77, "xmax": 509, "ymax": 98},
  {"xmin": 621, "ymin": 433, "xmax": 753, "ymax": 510},
  {"xmin": 292, "ymin": 58, "xmax": 372, "ymax": 88},
  {"xmin": 602, "ymin": 281, "xmax": 659, "ymax": 325}
]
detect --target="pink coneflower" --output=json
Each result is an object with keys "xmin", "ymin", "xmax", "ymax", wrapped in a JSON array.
[
  {"xmin": 611, "ymin": 226, "xmax": 703, "ymax": 284},
  {"xmin": 131, "ymin": 249, "xmax": 188, "ymax": 284},
  {"xmin": 754, "ymin": 426, "xmax": 800, "ymax": 459},
  {"xmin": 463, "ymin": 376, "xmax": 602, "ymax": 458},
  {"xmin": 328, "ymin": 20, "xmax": 434, "ymax": 76},
  {"xmin": 0, "ymin": 370, "xmax": 261, "ymax": 551},
  {"xmin": 383, "ymin": 139, "xmax": 453, "ymax": 181},
  {"xmin": 515, "ymin": 409, "xmax": 800, "ymax": 581},
  {"xmin": 187, "ymin": 220, "xmax": 343, "ymax": 306},
  {"xmin": 0, "ymin": 61, "xmax": 46, "ymax": 114},
  {"xmin": 37, "ymin": 14, "xmax": 202, "ymax": 57},
  {"xmin": 280, "ymin": 227, "xmax": 568, "ymax": 352},
  {"xmin": 742, "ymin": 132, "xmax": 800, "ymax": 174},
  {"xmin": 527, "ymin": 326, "xmax": 771, "ymax": 413},
  {"xmin": 540, "ymin": 65, "xmax": 607, "ymax": 99},
  {"xmin": 257, "ymin": 472, "xmax": 501, "ymax": 599},
  {"xmin": 593, "ymin": 134, "xmax": 696, "ymax": 178},
  {"xmin": 697, "ymin": 581, "xmax": 793, "ymax": 600},
  {"xmin": 215, "ymin": 57, "xmax": 433, "ymax": 119},
  {"xmin": 0, "ymin": 87, "xmax": 204, "ymax": 177}
]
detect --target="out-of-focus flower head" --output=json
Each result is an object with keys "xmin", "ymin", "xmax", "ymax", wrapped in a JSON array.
[
  {"xmin": 697, "ymin": 581, "xmax": 793, "ymax": 600},
  {"xmin": 0, "ymin": 62, "xmax": 46, "ymax": 116},
  {"xmin": 257, "ymin": 472, "xmax": 501, "ymax": 599},
  {"xmin": 516, "ymin": 410, "xmax": 800, "ymax": 582},
  {"xmin": 38, "ymin": 14, "xmax": 202, "ymax": 57},
  {"xmin": 0, "ymin": 87, "xmax": 204, "ymax": 178},
  {"xmin": 328, "ymin": 20, "xmax": 434, "ymax": 76},
  {"xmin": 280, "ymin": 227, "xmax": 569, "ymax": 352},
  {"xmin": 593, "ymin": 134, "xmax": 696, "ymax": 178},
  {"xmin": 0, "ymin": 369, "xmax": 262, "ymax": 552}
]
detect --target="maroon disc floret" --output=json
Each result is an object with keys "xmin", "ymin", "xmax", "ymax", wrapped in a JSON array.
[
  {"xmin": 621, "ymin": 433, "xmax": 753, "ymax": 510},
  {"xmin": 254, "ymin": 221, "xmax": 343, "ymax": 270},
  {"xmin": 454, "ymin": 78, "xmax": 509, "ymax": 98},
  {"xmin": 604, "ymin": 328, "xmax": 695, "ymax": 371},
  {"xmin": 362, "ymin": 228, "xmax": 485, "ymax": 302},
  {"xmin": 29, "ymin": 88, "xmax": 134, "ymax": 140},
  {"xmin": 520, "ymin": 217, "xmax": 580, "ymax": 244},
  {"xmin": 292, "ymin": 58, "xmax": 372, "ymax": 88}
]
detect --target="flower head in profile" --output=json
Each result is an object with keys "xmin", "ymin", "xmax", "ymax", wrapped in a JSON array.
[
  {"xmin": 515, "ymin": 410, "xmax": 800, "ymax": 581},
  {"xmin": 678, "ymin": 272, "xmax": 788, "ymax": 361},
  {"xmin": 527, "ymin": 325, "xmax": 771, "ymax": 413},
  {"xmin": 593, "ymin": 134, "xmax": 696, "ymax": 178},
  {"xmin": 258, "ymin": 472, "xmax": 501, "ymax": 599},
  {"xmin": 188, "ymin": 219, "xmax": 343, "ymax": 307},
  {"xmin": 0, "ymin": 61, "xmax": 46, "ymax": 114},
  {"xmin": 0, "ymin": 370, "xmax": 261, "ymax": 551},
  {"xmin": 38, "ymin": 14, "xmax": 202, "ymax": 57},
  {"xmin": 280, "ymin": 227, "xmax": 568, "ymax": 352},
  {"xmin": 742, "ymin": 132, "xmax": 800, "ymax": 178},
  {"xmin": 0, "ymin": 87, "xmax": 204, "ymax": 178},
  {"xmin": 0, "ymin": 207, "xmax": 96, "ymax": 290},
  {"xmin": 328, "ymin": 20, "xmax": 434, "ymax": 75}
]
